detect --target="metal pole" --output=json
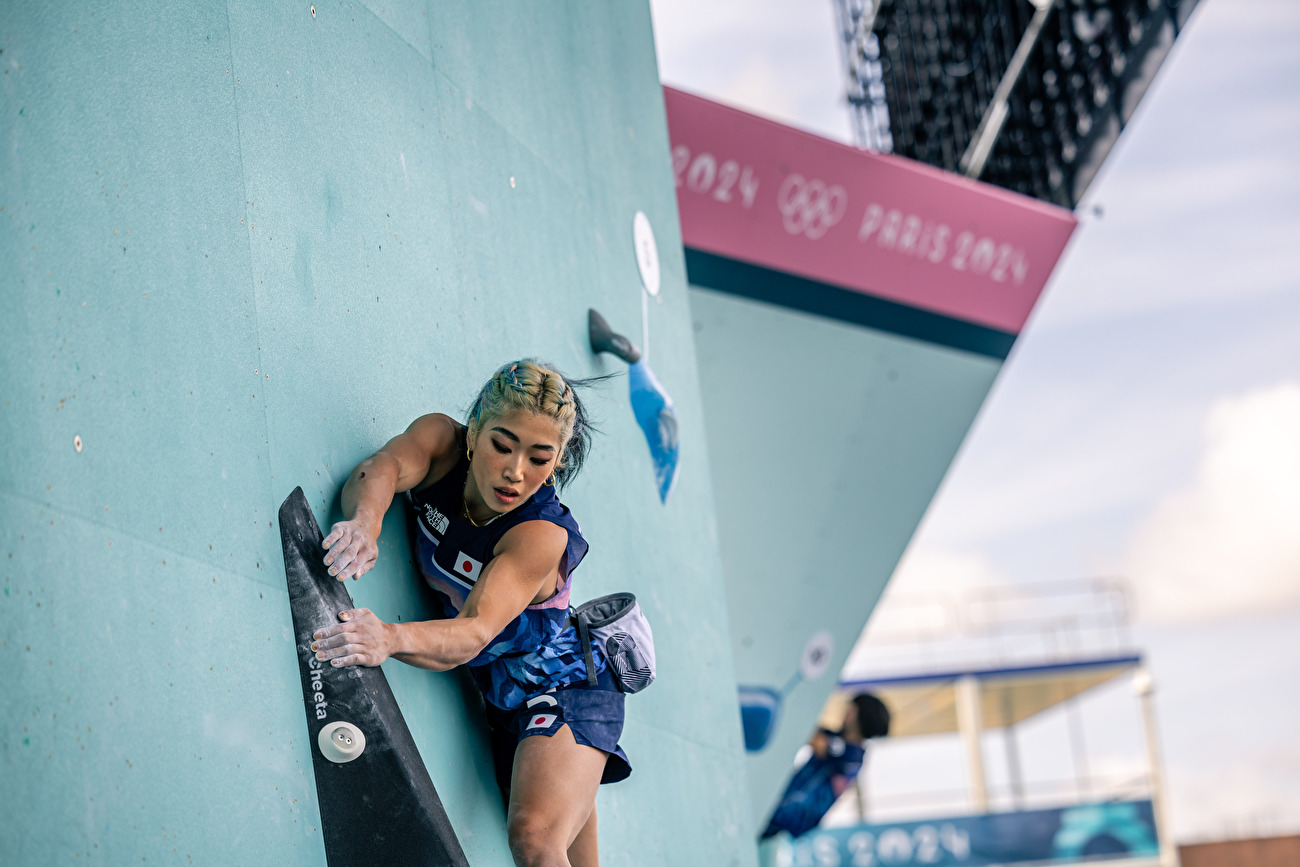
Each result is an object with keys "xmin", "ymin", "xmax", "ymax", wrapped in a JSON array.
[
  {"xmin": 856, "ymin": 769, "xmax": 869, "ymax": 823},
  {"xmin": 1003, "ymin": 689, "xmax": 1025, "ymax": 810},
  {"xmin": 1066, "ymin": 698, "xmax": 1092, "ymax": 801},
  {"xmin": 1134, "ymin": 667, "xmax": 1179, "ymax": 867},
  {"xmin": 960, "ymin": 0, "xmax": 1058, "ymax": 178},
  {"xmin": 955, "ymin": 675, "xmax": 989, "ymax": 813}
]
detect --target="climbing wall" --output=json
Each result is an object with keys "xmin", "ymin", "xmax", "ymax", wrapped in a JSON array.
[
  {"xmin": 691, "ymin": 290, "xmax": 1002, "ymax": 820},
  {"xmin": 1, "ymin": 3, "xmax": 754, "ymax": 864},
  {"xmin": 664, "ymin": 88, "xmax": 1076, "ymax": 828}
]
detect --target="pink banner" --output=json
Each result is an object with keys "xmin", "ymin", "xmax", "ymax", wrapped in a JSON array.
[{"xmin": 664, "ymin": 87, "xmax": 1077, "ymax": 334}]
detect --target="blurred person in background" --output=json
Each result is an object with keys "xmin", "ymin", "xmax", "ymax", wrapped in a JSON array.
[{"xmin": 761, "ymin": 693, "xmax": 891, "ymax": 840}]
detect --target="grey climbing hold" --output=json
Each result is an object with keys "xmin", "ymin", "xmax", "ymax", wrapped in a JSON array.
[{"xmin": 318, "ymin": 721, "xmax": 366, "ymax": 764}]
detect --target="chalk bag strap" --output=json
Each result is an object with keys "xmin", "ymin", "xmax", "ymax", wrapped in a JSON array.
[{"xmin": 577, "ymin": 611, "xmax": 598, "ymax": 688}]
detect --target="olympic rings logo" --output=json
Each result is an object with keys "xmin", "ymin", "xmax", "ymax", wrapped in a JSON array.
[{"xmin": 776, "ymin": 174, "xmax": 847, "ymax": 240}]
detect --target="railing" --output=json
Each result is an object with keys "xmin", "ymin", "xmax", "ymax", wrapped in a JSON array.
[{"xmin": 845, "ymin": 577, "xmax": 1137, "ymax": 680}]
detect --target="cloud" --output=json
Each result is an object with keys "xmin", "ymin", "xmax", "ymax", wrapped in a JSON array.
[
  {"xmin": 881, "ymin": 547, "xmax": 1006, "ymax": 599},
  {"xmin": 843, "ymin": 548, "xmax": 1007, "ymax": 674},
  {"xmin": 650, "ymin": 0, "xmax": 853, "ymax": 142},
  {"xmin": 711, "ymin": 55, "xmax": 804, "ymax": 129},
  {"xmin": 911, "ymin": 367, "xmax": 1208, "ymax": 552},
  {"xmin": 1127, "ymin": 383, "xmax": 1300, "ymax": 623},
  {"xmin": 1040, "ymin": 142, "xmax": 1300, "ymax": 327},
  {"xmin": 1168, "ymin": 739, "xmax": 1300, "ymax": 842}
]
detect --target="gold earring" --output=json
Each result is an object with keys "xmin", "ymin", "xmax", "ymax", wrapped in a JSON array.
[
  {"xmin": 545, "ymin": 471, "xmax": 556, "ymax": 487},
  {"xmin": 466, "ymin": 450, "xmax": 473, "ymax": 463}
]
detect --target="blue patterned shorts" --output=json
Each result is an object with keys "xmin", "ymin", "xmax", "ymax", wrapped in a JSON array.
[{"xmin": 484, "ymin": 667, "xmax": 631, "ymax": 798}]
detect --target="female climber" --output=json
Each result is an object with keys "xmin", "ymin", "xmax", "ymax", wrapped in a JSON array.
[{"xmin": 310, "ymin": 359, "xmax": 627, "ymax": 867}]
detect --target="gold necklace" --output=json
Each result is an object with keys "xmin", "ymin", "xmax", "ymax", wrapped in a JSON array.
[{"xmin": 462, "ymin": 497, "xmax": 502, "ymax": 527}]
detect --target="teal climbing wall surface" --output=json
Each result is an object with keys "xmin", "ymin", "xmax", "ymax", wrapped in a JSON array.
[
  {"xmin": 1, "ymin": 3, "xmax": 755, "ymax": 864},
  {"xmin": 689, "ymin": 287, "xmax": 1003, "ymax": 825}
]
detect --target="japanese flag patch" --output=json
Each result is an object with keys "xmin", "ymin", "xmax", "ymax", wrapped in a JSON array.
[
  {"xmin": 453, "ymin": 551, "xmax": 482, "ymax": 582},
  {"xmin": 526, "ymin": 712, "xmax": 558, "ymax": 731},
  {"xmin": 524, "ymin": 694, "xmax": 560, "ymax": 732}
]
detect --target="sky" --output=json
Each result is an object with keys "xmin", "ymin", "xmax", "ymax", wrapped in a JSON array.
[{"xmin": 649, "ymin": 0, "xmax": 1300, "ymax": 844}]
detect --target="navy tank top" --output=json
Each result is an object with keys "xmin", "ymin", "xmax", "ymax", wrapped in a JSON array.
[{"xmin": 407, "ymin": 430, "xmax": 603, "ymax": 709}]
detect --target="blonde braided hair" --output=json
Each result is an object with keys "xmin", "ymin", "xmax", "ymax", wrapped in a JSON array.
[{"xmin": 466, "ymin": 359, "xmax": 593, "ymax": 486}]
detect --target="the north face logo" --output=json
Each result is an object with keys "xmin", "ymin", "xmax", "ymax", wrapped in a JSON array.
[{"xmin": 424, "ymin": 505, "xmax": 449, "ymax": 535}]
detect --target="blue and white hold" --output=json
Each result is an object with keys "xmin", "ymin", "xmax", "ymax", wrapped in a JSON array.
[
  {"xmin": 587, "ymin": 212, "xmax": 680, "ymax": 503},
  {"xmin": 627, "ymin": 359, "xmax": 680, "ymax": 502}
]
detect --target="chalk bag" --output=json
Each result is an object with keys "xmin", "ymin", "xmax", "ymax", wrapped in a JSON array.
[{"xmin": 573, "ymin": 592, "xmax": 656, "ymax": 694}]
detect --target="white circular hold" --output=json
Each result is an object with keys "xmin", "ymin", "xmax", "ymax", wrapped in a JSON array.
[
  {"xmin": 73, "ymin": 435, "xmax": 83, "ymax": 453},
  {"xmin": 318, "ymin": 721, "xmax": 366, "ymax": 764},
  {"xmin": 799, "ymin": 631, "xmax": 835, "ymax": 682},
  {"xmin": 632, "ymin": 211, "xmax": 660, "ymax": 297}
]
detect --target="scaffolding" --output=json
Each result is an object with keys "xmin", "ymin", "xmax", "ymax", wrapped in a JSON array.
[
  {"xmin": 832, "ymin": 0, "xmax": 1203, "ymax": 208},
  {"xmin": 788, "ymin": 580, "xmax": 1180, "ymax": 867}
]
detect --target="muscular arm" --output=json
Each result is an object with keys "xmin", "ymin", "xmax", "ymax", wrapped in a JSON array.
[
  {"xmin": 387, "ymin": 521, "xmax": 567, "ymax": 670},
  {"xmin": 322, "ymin": 412, "xmax": 458, "ymax": 580},
  {"xmin": 312, "ymin": 520, "xmax": 567, "ymax": 671}
]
